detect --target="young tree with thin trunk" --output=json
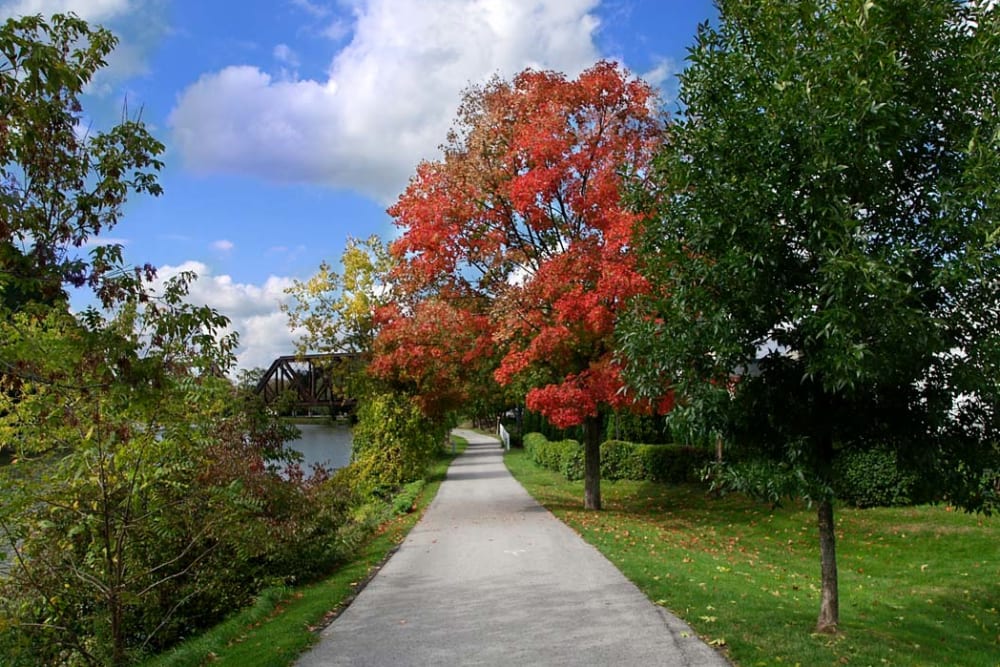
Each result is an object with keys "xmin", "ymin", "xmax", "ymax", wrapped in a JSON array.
[
  {"xmin": 384, "ymin": 61, "xmax": 670, "ymax": 509},
  {"xmin": 620, "ymin": 0, "xmax": 1000, "ymax": 633}
]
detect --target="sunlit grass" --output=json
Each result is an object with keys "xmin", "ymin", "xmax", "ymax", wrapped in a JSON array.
[{"xmin": 505, "ymin": 450, "xmax": 999, "ymax": 667}]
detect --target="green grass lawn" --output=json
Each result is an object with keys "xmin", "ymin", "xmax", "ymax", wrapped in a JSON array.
[{"xmin": 505, "ymin": 450, "xmax": 999, "ymax": 667}]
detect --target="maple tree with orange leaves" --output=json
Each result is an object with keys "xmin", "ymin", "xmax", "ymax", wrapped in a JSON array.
[{"xmin": 376, "ymin": 61, "xmax": 671, "ymax": 509}]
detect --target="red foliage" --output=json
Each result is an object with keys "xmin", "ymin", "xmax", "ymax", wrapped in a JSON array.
[
  {"xmin": 378, "ymin": 61, "xmax": 671, "ymax": 425},
  {"xmin": 371, "ymin": 298, "xmax": 495, "ymax": 418}
]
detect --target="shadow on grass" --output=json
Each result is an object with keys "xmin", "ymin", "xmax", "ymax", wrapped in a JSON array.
[{"xmin": 505, "ymin": 449, "xmax": 1000, "ymax": 667}]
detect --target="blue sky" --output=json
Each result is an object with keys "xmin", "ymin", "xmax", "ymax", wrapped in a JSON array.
[{"xmin": 2, "ymin": 0, "xmax": 717, "ymax": 370}]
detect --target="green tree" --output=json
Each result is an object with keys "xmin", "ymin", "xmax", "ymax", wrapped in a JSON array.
[
  {"xmin": 621, "ymin": 0, "xmax": 1000, "ymax": 633},
  {"xmin": 0, "ymin": 14, "xmax": 340, "ymax": 663},
  {"xmin": 0, "ymin": 13, "xmax": 163, "ymax": 311},
  {"xmin": 1, "ymin": 13, "xmax": 164, "ymax": 464},
  {"xmin": 283, "ymin": 235, "xmax": 393, "ymax": 402},
  {"xmin": 0, "ymin": 272, "xmax": 353, "ymax": 665},
  {"xmin": 284, "ymin": 235, "xmax": 393, "ymax": 358},
  {"xmin": 0, "ymin": 274, "xmax": 238, "ymax": 665}
]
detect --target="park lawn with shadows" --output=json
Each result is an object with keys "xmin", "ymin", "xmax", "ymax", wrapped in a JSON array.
[
  {"xmin": 505, "ymin": 450, "xmax": 999, "ymax": 667},
  {"xmin": 144, "ymin": 437, "xmax": 467, "ymax": 667}
]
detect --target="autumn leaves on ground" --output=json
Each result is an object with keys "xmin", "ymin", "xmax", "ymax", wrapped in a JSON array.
[{"xmin": 3, "ymin": 2, "xmax": 1000, "ymax": 666}]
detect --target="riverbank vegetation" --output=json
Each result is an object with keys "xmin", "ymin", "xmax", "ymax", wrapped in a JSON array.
[
  {"xmin": 506, "ymin": 450, "xmax": 999, "ymax": 666},
  {"xmin": 144, "ymin": 437, "xmax": 465, "ymax": 667},
  {"xmin": 0, "ymin": 14, "xmax": 454, "ymax": 665}
]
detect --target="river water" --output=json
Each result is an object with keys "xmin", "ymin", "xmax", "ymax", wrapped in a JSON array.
[
  {"xmin": 0, "ymin": 423, "xmax": 352, "ymax": 574},
  {"xmin": 285, "ymin": 422, "xmax": 353, "ymax": 474}
]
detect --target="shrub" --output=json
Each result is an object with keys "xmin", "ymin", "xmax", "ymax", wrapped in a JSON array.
[
  {"xmin": 392, "ymin": 480, "xmax": 426, "ymax": 515},
  {"xmin": 636, "ymin": 444, "xmax": 711, "ymax": 483},
  {"xmin": 351, "ymin": 391, "xmax": 447, "ymax": 497},
  {"xmin": 605, "ymin": 413, "xmax": 672, "ymax": 444},
  {"xmin": 526, "ymin": 434, "xmax": 710, "ymax": 484},
  {"xmin": 532, "ymin": 435, "xmax": 563, "ymax": 470},
  {"xmin": 833, "ymin": 447, "xmax": 920, "ymax": 508},
  {"xmin": 558, "ymin": 442, "xmax": 585, "ymax": 481},
  {"xmin": 0, "ymin": 388, "xmax": 360, "ymax": 665},
  {"xmin": 523, "ymin": 432, "xmax": 548, "ymax": 458},
  {"xmin": 600, "ymin": 439, "xmax": 645, "ymax": 480},
  {"xmin": 523, "ymin": 432, "xmax": 583, "ymax": 480},
  {"xmin": 600, "ymin": 440, "xmax": 711, "ymax": 483}
]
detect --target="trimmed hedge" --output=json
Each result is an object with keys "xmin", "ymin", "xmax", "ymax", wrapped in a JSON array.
[
  {"xmin": 605, "ymin": 413, "xmax": 672, "ymax": 445},
  {"xmin": 603, "ymin": 440, "xmax": 711, "ymax": 484},
  {"xmin": 524, "ymin": 433, "xmax": 585, "ymax": 481},
  {"xmin": 523, "ymin": 433, "xmax": 710, "ymax": 484}
]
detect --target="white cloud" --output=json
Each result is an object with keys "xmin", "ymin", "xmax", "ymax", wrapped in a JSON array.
[
  {"xmin": 0, "ymin": 0, "xmax": 131, "ymax": 22},
  {"xmin": 642, "ymin": 57, "xmax": 676, "ymax": 89},
  {"xmin": 212, "ymin": 239, "xmax": 235, "ymax": 252},
  {"xmin": 320, "ymin": 18, "xmax": 350, "ymax": 41},
  {"xmin": 169, "ymin": 0, "xmax": 601, "ymax": 204},
  {"xmin": 81, "ymin": 236, "xmax": 128, "ymax": 247},
  {"xmin": 641, "ymin": 56, "xmax": 680, "ymax": 104},
  {"xmin": 153, "ymin": 261, "xmax": 301, "ymax": 372},
  {"xmin": 273, "ymin": 43, "xmax": 300, "ymax": 67},
  {"xmin": 290, "ymin": 0, "xmax": 330, "ymax": 19},
  {"xmin": 1, "ymin": 1, "xmax": 167, "ymax": 102}
]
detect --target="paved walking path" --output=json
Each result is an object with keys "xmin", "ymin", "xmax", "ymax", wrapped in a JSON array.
[{"xmin": 295, "ymin": 429, "xmax": 730, "ymax": 666}]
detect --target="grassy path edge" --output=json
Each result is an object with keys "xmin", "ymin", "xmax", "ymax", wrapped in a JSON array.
[
  {"xmin": 503, "ymin": 449, "xmax": 1000, "ymax": 667},
  {"xmin": 144, "ymin": 437, "xmax": 466, "ymax": 667}
]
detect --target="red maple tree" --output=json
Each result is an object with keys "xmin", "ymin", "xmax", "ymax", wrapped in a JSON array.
[
  {"xmin": 377, "ymin": 61, "xmax": 669, "ymax": 509},
  {"xmin": 371, "ymin": 297, "xmax": 498, "ymax": 420}
]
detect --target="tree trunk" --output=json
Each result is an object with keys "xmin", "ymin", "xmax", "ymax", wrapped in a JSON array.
[
  {"xmin": 111, "ymin": 589, "xmax": 126, "ymax": 666},
  {"xmin": 583, "ymin": 414, "xmax": 602, "ymax": 511},
  {"xmin": 816, "ymin": 498, "xmax": 839, "ymax": 633}
]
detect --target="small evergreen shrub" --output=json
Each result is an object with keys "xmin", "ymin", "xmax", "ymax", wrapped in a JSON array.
[
  {"xmin": 526, "ymin": 434, "xmax": 708, "ymax": 484},
  {"xmin": 833, "ymin": 447, "xmax": 919, "ymax": 508},
  {"xmin": 523, "ymin": 432, "xmax": 583, "ymax": 480},
  {"xmin": 523, "ymin": 432, "xmax": 548, "ymax": 459},
  {"xmin": 600, "ymin": 440, "xmax": 645, "ymax": 480},
  {"xmin": 601, "ymin": 440, "xmax": 710, "ymax": 483},
  {"xmin": 558, "ymin": 441, "xmax": 585, "ymax": 481},
  {"xmin": 634, "ymin": 444, "xmax": 711, "ymax": 483}
]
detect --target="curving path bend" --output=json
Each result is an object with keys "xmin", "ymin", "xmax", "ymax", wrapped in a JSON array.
[{"xmin": 295, "ymin": 429, "xmax": 730, "ymax": 666}]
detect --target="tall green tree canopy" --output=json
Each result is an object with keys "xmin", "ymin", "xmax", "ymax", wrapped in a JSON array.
[
  {"xmin": 621, "ymin": 0, "xmax": 1000, "ymax": 632},
  {"xmin": 0, "ymin": 13, "xmax": 163, "ymax": 311}
]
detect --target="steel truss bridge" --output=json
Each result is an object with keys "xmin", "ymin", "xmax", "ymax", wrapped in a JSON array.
[{"xmin": 254, "ymin": 353, "xmax": 361, "ymax": 413}]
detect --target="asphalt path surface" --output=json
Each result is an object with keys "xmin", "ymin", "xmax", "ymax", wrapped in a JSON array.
[{"xmin": 295, "ymin": 429, "xmax": 730, "ymax": 666}]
